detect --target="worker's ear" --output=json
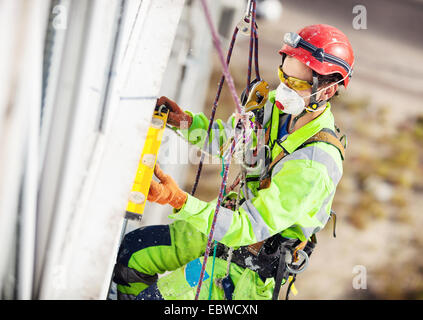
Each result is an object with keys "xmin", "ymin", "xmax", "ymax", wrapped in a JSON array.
[{"xmin": 318, "ymin": 83, "xmax": 338, "ymax": 101}]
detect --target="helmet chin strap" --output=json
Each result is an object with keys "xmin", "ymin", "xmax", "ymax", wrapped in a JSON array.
[
  {"xmin": 289, "ymin": 71, "xmax": 327, "ymax": 131},
  {"xmin": 306, "ymin": 70, "xmax": 328, "ymax": 111}
]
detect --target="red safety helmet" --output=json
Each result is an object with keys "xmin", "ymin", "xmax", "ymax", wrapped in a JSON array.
[{"xmin": 279, "ymin": 24, "xmax": 354, "ymax": 88}]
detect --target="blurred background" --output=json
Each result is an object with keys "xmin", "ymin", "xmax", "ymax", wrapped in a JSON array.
[{"xmin": 0, "ymin": 0, "xmax": 422, "ymax": 299}]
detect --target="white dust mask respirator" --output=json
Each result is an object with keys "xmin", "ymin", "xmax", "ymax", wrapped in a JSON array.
[
  {"xmin": 274, "ymin": 81, "xmax": 306, "ymax": 116},
  {"xmin": 274, "ymin": 77, "xmax": 342, "ymax": 116}
]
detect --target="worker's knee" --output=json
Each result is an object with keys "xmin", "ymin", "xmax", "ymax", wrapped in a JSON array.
[
  {"xmin": 116, "ymin": 224, "xmax": 172, "ymax": 266},
  {"xmin": 135, "ymin": 283, "xmax": 164, "ymax": 300},
  {"xmin": 113, "ymin": 224, "xmax": 172, "ymax": 295},
  {"xmin": 112, "ymin": 262, "xmax": 158, "ymax": 288}
]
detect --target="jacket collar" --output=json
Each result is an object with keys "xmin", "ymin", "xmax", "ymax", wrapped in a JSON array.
[
  {"xmin": 281, "ymin": 102, "xmax": 335, "ymax": 154},
  {"xmin": 267, "ymin": 89, "xmax": 336, "ymax": 154}
]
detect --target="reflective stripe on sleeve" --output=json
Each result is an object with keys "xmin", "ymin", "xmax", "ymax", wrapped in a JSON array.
[
  {"xmin": 271, "ymin": 145, "xmax": 342, "ymax": 186},
  {"xmin": 213, "ymin": 206, "xmax": 234, "ymax": 242},
  {"xmin": 300, "ymin": 190, "xmax": 335, "ymax": 239},
  {"xmin": 240, "ymin": 200, "xmax": 271, "ymax": 242}
]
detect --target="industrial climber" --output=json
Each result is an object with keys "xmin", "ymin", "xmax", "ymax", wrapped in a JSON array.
[{"xmin": 112, "ymin": 24, "xmax": 354, "ymax": 300}]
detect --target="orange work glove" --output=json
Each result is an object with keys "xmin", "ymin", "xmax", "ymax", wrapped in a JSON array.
[
  {"xmin": 147, "ymin": 163, "xmax": 188, "ymax": 210},
  {"xmin": 156, "ymin": 96, "xmax": 192, "ymax": 128}
]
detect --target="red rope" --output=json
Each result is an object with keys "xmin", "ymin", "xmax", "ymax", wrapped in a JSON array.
[
  {"xmin": 191, "ymin": 26, "xmax": 239, "ymax": 196},
  {"xmin": 194, "ymin": 139, "xmax": 236, "ymax": 300},
  {"xmin": 199, "ymin": 0, "xmax": 243, "ymax": 115},
  {"xmin": 246, "ymin": 0, "xmax": 260, "ymax": 96},
  {"xmin": 194, "ymin": 0, "xmax": 259, "ymax": 300}
]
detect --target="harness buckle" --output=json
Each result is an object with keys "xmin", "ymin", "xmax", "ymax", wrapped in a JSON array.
[{"xmin": 285, "ymin": 249, "xmax": 309, "ymax": 274}]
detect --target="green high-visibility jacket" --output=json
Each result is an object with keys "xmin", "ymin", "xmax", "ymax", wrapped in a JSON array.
[{"xmin": 169, "ymin": 90, "xmax": 343, "ymax": 246}]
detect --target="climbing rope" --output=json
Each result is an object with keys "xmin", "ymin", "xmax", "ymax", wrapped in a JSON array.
[
  {"xmin": 207, "ymin": 157, "xmax": 227, "ymax": 300},
  {"xmin": 191, "ymin": 0, "xmax": 260, "ymax": 196},
  {"xmin": 207, "ymin": 240, "xmax": 218, "ymax": 300},
  {"xmin": 194, "ymin": 0, "xmax": 261, "ymax": 300},
  {"xmin": 194, "ymin": 138, "xmax": 236, "ymax": 300},
  {"xmin": 190, "ymin": 25, "xmax": 239, "ymax": 195},
  {"xmin": 246, "ymin": 0, "xmax": 260, "ymax": 96}
]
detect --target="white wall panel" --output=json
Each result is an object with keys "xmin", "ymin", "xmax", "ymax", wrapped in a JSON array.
[
  {"xmin": 0, "ymin": 0, "xmax": 49, "ymax": 299},
  {"xmin": 38, "ymin": 0, "xmax": 185, "ymax": 299}
]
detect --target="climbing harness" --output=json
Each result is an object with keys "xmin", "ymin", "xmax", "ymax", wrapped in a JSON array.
[
  {"xmin": 125, "ymin": 105, "xmax": 169, "ymax": 221},
  {"xmin": 212, "ymin": 234, "xmax": 315, "ymax": 300},
  {"xmin": 209, "ymin": 114, "xmax": 346, "ymax": 300}
]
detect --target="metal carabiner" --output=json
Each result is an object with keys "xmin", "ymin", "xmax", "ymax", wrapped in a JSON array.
[
  {"xmin": 285, "ymin": 249, "xmax": 309, "ymax": 274},
  {"xmin": 237, "ymin": 0, "xmax": 253, "ymax": 36},
  {"xmin": 244, "ymin": 0, "xmax": 253, "ymax": 17}
]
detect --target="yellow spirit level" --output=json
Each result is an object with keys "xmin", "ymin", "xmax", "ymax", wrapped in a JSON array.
[{"xmin": 125, "ymin": 105, "xmax": 169, "ymax": 221}]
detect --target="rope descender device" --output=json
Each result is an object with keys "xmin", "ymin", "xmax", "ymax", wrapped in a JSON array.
[
  {"xmin": 125, "ymin": 104, "xmax": 169, "ymax": 221},
  {"xmin": 241, "ymin": 79, "xmax": 269, "ymax": 113}
]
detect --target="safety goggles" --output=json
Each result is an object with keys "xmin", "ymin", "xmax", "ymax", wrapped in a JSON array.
[{"xmin": 278, "ymin": 65, "xmax": 313, "ymax": 91}]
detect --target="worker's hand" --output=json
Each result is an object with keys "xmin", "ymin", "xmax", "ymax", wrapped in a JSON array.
[
  {"xmin": 147, "ymin": 163, "xmax": 188, "ymax": 209},
  {"xmin": 156, "ymin": 96, "xmax": 192, "ymax": 128}
]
